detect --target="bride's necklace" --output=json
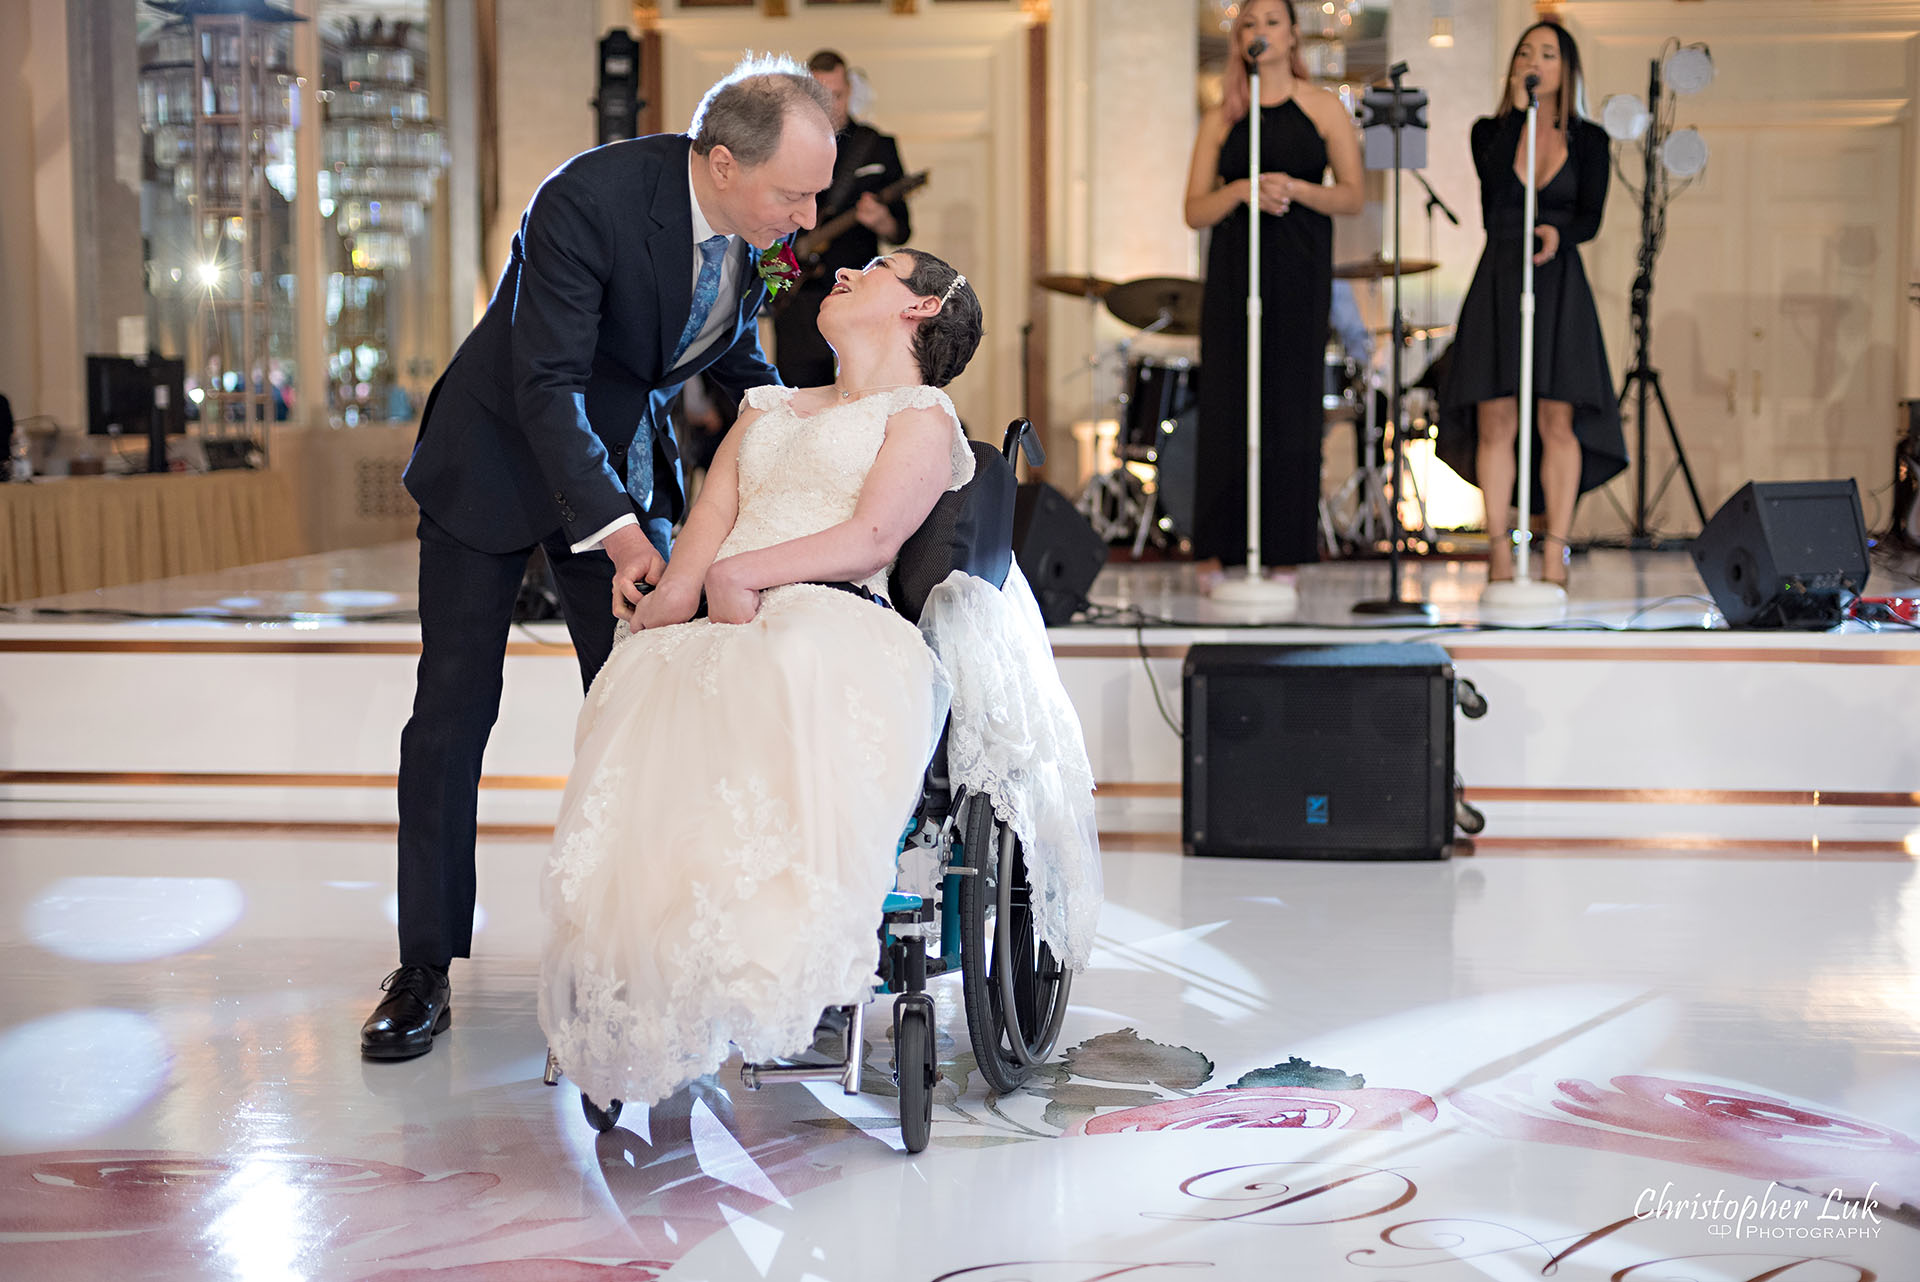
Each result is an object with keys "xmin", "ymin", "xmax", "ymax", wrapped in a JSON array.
[{"xmin": 835, "ymin": 382, "xmax": 913, "ymax": 401}]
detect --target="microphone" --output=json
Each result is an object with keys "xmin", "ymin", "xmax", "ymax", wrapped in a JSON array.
[
  {"xmin": 1523, "ymin": 72, "xmax": 1540, "ymax": 103},
  {"xmin": 1247, "ymin": 36, "xmax": 1269, "ymax": 62}
]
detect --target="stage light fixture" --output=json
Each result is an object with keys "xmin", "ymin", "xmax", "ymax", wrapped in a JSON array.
[
  {"xmin": 1601, "ymin": 37, "xmax": 1717, "ymax": 545},
  {"xmin": 1602, "ymin": 93, "xmax": 1651, "ymax": 142},
  {"xmin": 1665, "ymin": 44, "xmax": 1714, "ymax": 95},
  {"xmin": 1662, "ymin": 127, "xmax": 1709, "ymax": 179}
]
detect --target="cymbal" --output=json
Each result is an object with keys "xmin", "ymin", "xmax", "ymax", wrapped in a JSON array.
[
  {"xmin": 1036, "ymin": 273, "xmax": 1119, "ymax": 299},
  {"xmin": 1104, "ymin": 276, "xmax": 1205, "ymax": 335},
  {"xmin": 1333, "ymin": 255, "xmax": 1441, "ymax": 281}
]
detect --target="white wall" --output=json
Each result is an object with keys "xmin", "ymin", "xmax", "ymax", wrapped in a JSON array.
[
  {"xmin": 488, "ymin": 0, "xmax": 601, "ymax": 283},
  {"xmin": 1044, "ymin": 0, "xmax": 1199, "ymax": 476}
]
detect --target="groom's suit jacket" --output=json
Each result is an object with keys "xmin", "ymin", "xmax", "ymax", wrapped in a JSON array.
[{"xmin": 405, "ymin": 133, "xmax": 782, "ymax": 555}]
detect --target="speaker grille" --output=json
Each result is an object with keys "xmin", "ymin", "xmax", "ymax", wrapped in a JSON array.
[{"xmin": 1185, "ymin": 645, "xmax": 1452, "ymax": 860}]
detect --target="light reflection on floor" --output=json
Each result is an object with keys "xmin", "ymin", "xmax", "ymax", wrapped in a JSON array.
[{"xmin": 0, "ymin": 831, "xmax": 1914, "ymax": 1279}]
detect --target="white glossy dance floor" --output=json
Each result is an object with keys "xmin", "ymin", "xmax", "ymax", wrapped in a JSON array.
[
  {"xmin": 4, "ymin": 542, "xmax": 1920, "ymax": 1277},
  {"xmin": 0, "ymin": 828, "xmax": 1915, "ymax": 1279}
]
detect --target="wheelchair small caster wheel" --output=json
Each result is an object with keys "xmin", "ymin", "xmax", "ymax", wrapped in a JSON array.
[
  {"xmin": 896, "ymin": 1005, "xmax": 934, "ymax": 1154},
  {"xmin": 581, "ymin": 1093, "xmax": 623, "ymax": 1133}
]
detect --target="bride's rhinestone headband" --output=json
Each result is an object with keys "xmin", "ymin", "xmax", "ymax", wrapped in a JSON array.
[{"xmin": 940, "ymin": 273, "xmax": 967, "ymax": 304}]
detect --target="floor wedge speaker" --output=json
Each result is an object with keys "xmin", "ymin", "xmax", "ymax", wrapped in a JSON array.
[
  {"xmin": 1183, "ymin": 643, "xmax": 1456, "ymax": 860},
  {"xmin": 1013, "ymin": 482, "xmax": 1108, "ymax": 626},
  {"xmin": 1691, "ymin": 480, "xmax": 1869, "ymax": 629}
]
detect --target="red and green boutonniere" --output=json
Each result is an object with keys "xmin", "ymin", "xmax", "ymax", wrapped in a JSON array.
[{"xmin": 754, "ymin": 244, "xmax": 803, "ymax": 298}]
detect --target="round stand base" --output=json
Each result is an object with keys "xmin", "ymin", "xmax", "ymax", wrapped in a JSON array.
[
  {"xmin": 1351, "ymin": 596, "xmax": 1436, "ymax": 619},
  {"xmin": 1480, "ymin": 577, "xmax": 1568, "ymax": 620},
  {"xmin": 1208, "ymin": 570, "xmax": 1299, "ymax": 613}
]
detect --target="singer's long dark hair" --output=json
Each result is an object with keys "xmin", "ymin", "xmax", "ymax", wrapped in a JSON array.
[{"xmin": 1496, "ymin": 21, "xmax": 1588, "ymax": 133}]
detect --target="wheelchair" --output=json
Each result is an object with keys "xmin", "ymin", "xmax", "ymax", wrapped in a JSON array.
[{"xmin": 544, "ymin": 418, "xmax": 1075, "ymax": 1154}]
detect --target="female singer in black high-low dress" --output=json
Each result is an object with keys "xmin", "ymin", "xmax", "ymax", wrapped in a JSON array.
[
  {"xmin": 1184, "ymin": 0, "xmax": 1363, "ymax": 571},
  {"xmin": 1437, "ymin": 20, "xmax": 1628, "ymax": 584}
]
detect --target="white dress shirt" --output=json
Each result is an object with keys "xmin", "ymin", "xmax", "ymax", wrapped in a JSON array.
[{"xmin": 571, "ymin": 155, "xmax": 741, "ymax": 555}]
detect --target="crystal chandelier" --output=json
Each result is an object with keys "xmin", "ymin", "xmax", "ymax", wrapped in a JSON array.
[
  {"xmin": 137, "ymin": 0, "xmax": 301, "ymax": 206},
  {"xmin": 320, "ymin": 17, "xmax": 448, "ymax": 272}
]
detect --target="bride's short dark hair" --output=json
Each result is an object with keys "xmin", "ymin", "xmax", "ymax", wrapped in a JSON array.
[{"xmin": 898, "ymin": 250, "xmax": 983, "ymax": 389}]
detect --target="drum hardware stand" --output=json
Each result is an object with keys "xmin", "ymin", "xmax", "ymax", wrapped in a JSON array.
[
  {"xmin": 1481, "ymin": 73, "xmax": 1567, "ymax": 614},
  {"xmin": 1324, "ymin": 377, "xmax": 1438, "ymax": 558},
  {"xmin": 1070, "ymin": 332, "xmax": 1127, "ymax": 539},
  {"xmin": 1324, "ymin": 376, "xmax": 1389, "ymax": 553},
  {"xmin": 1353, "ymin": 62, "xmax": 1435, "ymax": 619},
  {"xmin": 1076, "ymin": 315, "xmax": 1187, "ymax": 558}
]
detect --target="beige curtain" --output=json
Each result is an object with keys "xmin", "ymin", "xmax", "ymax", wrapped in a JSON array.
[{"xmin": 0, "ymin": 471, "xmax": 303, "ymax": 603}]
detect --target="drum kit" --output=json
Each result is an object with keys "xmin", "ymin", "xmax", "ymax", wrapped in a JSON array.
[{"xmin": 1049, "ymin": 256, "xmax": 1451, "ymax": 559}]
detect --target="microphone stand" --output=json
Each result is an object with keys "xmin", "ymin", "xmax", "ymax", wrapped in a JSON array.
[
  {"xmin": 1481, "ymin": 73, "xmax": 1567, "ymax": 613},
  {"xmin": 1412, "ymin": 169, "xmax": 1460, "ymax": 227},
  {"xmin": 1212, "ymin": 36, "xmax": 1299, "ymax": 609},
  {"xmin": 1353, "ymin": 61, "xmax": 1434, "ymax": 619}
]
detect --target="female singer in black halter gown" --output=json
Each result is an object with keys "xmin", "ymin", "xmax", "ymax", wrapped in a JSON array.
[
  {"xmin": 1184, "ymin": 0, "xmax": 1362, "ymax": 575},
  {"xmin": 1436, "ymin": 20, "xmax": 1628, "ymax": 585}
]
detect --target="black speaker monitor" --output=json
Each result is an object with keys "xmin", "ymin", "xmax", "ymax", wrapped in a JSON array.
[
  {"xmin": 1183, "ymin": 643, "xmax": 1457, "ymax": 861},
  {"xmin": 1012, "ymin": 482, "xmax": 1107, "ymax": 626},
  {"xmin": 1691, "ymin": 480, "xmax": 1868, "ymax": 629}
]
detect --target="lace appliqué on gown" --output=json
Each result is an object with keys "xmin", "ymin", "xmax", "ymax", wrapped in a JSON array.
[{"xmin": 919, "ymin": 565, "xmax": 1104, "ymax": 971}]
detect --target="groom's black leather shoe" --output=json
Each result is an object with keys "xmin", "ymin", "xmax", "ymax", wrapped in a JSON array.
[{"xmin": 361, "ymin": 965, "xmax": 452, "ymax": 1060}]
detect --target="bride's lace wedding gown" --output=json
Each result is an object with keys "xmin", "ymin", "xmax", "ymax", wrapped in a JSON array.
[{"xmin": 538, "ymin": 384, "xmax": 976, "ymax": 1107}]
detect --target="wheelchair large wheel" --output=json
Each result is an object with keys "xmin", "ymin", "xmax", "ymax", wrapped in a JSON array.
[
  {"xmin": 957, "ymin": 795, "xmax": 1072, "ymax": 1095},
  {"xmin": 896, "ymin": 1004, "xmax": 935, "ymax": 1154},
  {"xmin": 581, "ymin": 1093, "xmax": 623, "ymax": 1133}
]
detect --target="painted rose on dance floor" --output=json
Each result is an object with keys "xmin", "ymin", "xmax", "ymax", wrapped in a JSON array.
[
  {"xmin": 0, "ymin": 1144, "xmax": 810, "ymax": 1280},
  {"xmin": 1451, "ymin": 1074, "xmax": 1920, "ymax": 1212},
  {"xmin": 1075, "ymin": 1086, "xmax": 1439, "ymax": 1135}
]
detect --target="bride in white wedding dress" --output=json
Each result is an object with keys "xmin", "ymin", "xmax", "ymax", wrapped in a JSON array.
[{"xmin": 540, "ymin": 249, "xmax": 1009, "ymax": 1108}]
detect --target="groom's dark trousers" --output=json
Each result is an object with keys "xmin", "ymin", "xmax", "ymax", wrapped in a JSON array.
[
  {"xmin": 395, "ymin": 133, "xmax": 784, "ymax": 967},
  {"xmin": 395, "ymin": 513, "xmax": 619, "ymax": 967}
]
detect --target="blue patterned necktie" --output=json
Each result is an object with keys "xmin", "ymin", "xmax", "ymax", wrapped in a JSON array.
[
  {"xmin": 671, "ymin": 234, "xmax": 730, "ymax": 368},
  {"xmin": 631, "ymin": 234, "xmax": 728, "ymax": 499}
]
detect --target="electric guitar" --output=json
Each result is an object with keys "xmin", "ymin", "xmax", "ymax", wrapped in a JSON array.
[{"xmin": 794, "ymin": 169, "xmax": 931, "ymax": 277}]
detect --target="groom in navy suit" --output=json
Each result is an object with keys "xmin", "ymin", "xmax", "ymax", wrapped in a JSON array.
[{"xmin": 363, "ymin": 59, "xmax": 838, "ymax": 1059}]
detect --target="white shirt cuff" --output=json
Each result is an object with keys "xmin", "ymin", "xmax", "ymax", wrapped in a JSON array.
[{"xmin": 570, "ymin": 514, "xmax": 639, "ymax": 554}]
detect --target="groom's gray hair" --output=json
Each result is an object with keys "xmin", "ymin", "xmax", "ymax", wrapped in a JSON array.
[{"xmin": 690, "ymin": 54, "xmax": 834, "ymax": 168}]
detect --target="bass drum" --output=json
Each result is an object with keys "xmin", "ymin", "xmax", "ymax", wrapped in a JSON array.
[{"xmin": 1116, "ymin": 355, "xmax": 1198, "ymax": 542}]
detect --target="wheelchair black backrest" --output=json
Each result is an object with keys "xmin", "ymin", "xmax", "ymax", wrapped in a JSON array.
[{"xmin": 889, "ymin": 438, "xmax": 1016, "ymax": 625}]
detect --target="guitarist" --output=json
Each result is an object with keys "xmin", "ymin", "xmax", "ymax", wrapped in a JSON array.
[{"xmin": 773, "ymin": 49, "xmax": 915, "ymax": 386}]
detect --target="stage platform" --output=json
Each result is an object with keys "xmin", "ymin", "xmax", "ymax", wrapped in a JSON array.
[{"xmin": 4, "ymin": 542, "xmax": 1919, "ymax": 849}]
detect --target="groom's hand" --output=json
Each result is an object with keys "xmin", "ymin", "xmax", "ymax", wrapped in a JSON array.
[{"xmin": 604, "ymin": 524, "xmax": 666, "ymax": 622}]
